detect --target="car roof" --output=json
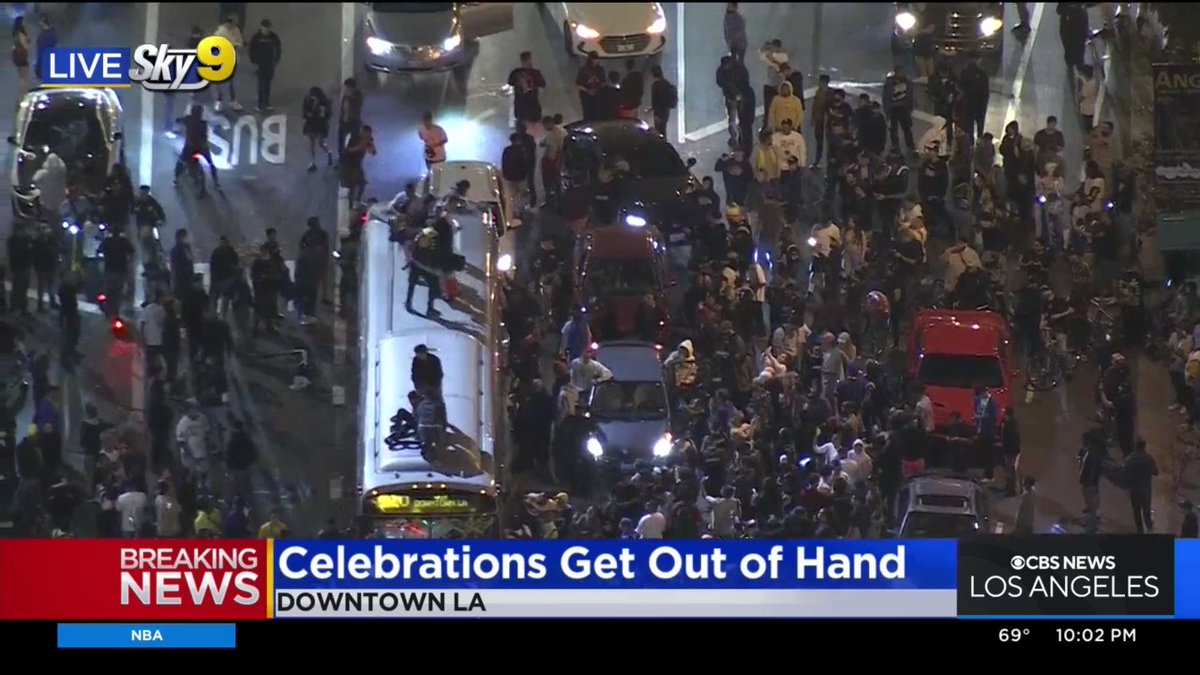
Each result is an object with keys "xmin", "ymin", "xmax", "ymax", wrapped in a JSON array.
[
  {"xmin": 21, "ymin": 87, "xmax": 116, "ymax": 111},
  {"xmin": 594, "ymin": 341, "xmax": 663, "ymax": 381},
  {"xmin": 585, "ymin": 225, "xmax": 655, "ymax": 260},
  {"xmin": 565, "ymin": 118, "xmax": 679, "ymax": 161},
  {"xmin": 426, "ymin": 161, "xmax": 501, "ymax": 205},
  {"xmin": 917, "ymin": 310, "xmax": 1005, "ymax": 356},
  {"xmin": 905, "ymin": 476, "xmax": 980, "ymax": 515}
]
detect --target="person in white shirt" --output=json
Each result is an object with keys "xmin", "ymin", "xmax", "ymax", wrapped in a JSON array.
[
  {"xmin": 418, "ymin": 111, "xmax": 448, "ymax": 168},
  {"xmin": 141, "ymin": 295, "xmax": 167, "ymax": 366},
  {"xmin": 706, "ymin": 485, "xmax": 742, "ymax": 538},
  {"xmin": 917, "ymin": 116, "xmax": 952, "ymax": 158},
  {"xmin": 175, "ymin": 409, "xmax": 211, "ymax": 484},
  {"xmin": 915, "ymin": 386, "xmax": 936, "ymax": 432},
  {"xmin": 116, "ymin": 481, "xmax": 148, "ymax": 537},
  {"xmin": 213, "ymin": 15, "xmax": 245, "ymax": 111},
  {"xmin": 155, "ymin": 481, "xmax": 183, "ymax": 537},
  {"xmin": 771, "ymin": 118, "xmax": 807, "ymax": 167},
  {"xmin": 843, "ymin": 439, "xmax": 874, "ymax": 486},
  {"xmin": 1076, "ymin": 64, "xmax": 1099, "ymax": 131},
  {"xmin": 635, "ymin": 501, "xmax": 667, "ymax": 539},
  {"xmin": 32, "ymin": 152, "xmax": 67, "ymax": 216},
  {"xmin": 568, "ymin": 351, "xmax": 613, "ymax": 391}
]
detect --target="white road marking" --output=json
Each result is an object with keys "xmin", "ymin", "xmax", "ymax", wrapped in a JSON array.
[
  {"xmin": 131, "ymin": 1, "xmax": 161, "ymax": 413},
  {"xmin": 468, "ymin": 108, "xmax": 500, "ymax": 124},
  {"xmin": 683, "ymin": 83, "xmax": 936, "ymax": 143},
  {"xmin": 335, "ymin": 2, "xmax": 355, "ymax": 366},
  {"xmin": 138, "ymin": 2, "xmax": 159, "ymax": 189},
  {"xmin": 674, "ymin": 2, "xmax": 686, "ymax": 143},
  {"xmin": 1003, "ymin": 2, "xmax": 1045, "ymax": 128}
]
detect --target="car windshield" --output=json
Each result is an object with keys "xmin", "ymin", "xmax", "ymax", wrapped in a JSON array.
[
  {"xmin": 918, "ymin": 354, "xmax": 1004, "ymax": 389},
  {"xmin": 901, "ymin": 511, "xmax": 981, "ymax": 538},
  {"xmin": 22, "ymin": 103, "xmax": 105, "ymax": 161},
  {"xmin": 586, "ymin": 260, "xmax": 657, "ymax": 297},
  {"xmin": 604, "ymin": 142, "xmax": 687, "ymax": 179},
  {"xmin": 372, "ymin": 3, "xmax": 453, "ymax": 12},
  {"xmin": 590, "ymin": 381, "xmax": 667, "ymax": 419}
]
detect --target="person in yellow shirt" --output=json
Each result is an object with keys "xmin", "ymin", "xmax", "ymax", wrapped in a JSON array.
[
  {"xmin": 258, "ymin": 510, "xmax": 288, "ymax": 538},
  {"xmin": 767, "ymin": 81, "xmax": 803, "ymax": 132},
  {"xmin": 752, "ymin": 131, "xmax": 781, "ymax": 182},
  {"xmin": 194, "ymin": 504, "xmax": 222, "ymax": 538}
]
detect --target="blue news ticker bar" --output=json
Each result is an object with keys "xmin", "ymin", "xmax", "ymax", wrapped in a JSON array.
[
  {"xmin": 272, "ymin": 540, "xmax": 958, "ymax": 590},
  {"xmin": 57, "ymin": 624, "xmax": 236, "ymax": 649},
  {"xmin": 1177, "ymin": 540, "xmax": 1200, "ymax": 619}
]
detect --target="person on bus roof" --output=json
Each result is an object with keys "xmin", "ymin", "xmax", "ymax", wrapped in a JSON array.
[{"xmin": 412, "ymin": 344, "xmax": 444, "ymax": 393}]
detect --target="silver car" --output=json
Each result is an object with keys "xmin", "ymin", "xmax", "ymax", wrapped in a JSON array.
[
  {"xmin": 895, "ymin": 475, "xmax": 991, "ymax": 538},
  {"xmin": 585, "ymin": 341, "xmax": 673, "ymax": 469},
  {"xmin": 361, "ymin": 2, "xmax": 513, "ymax": 75}
]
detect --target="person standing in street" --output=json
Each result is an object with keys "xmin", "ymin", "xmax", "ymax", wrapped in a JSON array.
[
  {"xmin": 540, "ymin": 115, "xmax": 567, "ymax": 205},
  {"xmin": 12, "ymin": 16, "xmax": 31, "ymax": 101},
  {"xmin": 1078, "ymin": 430, "xmax": 1105, "ymax": 534},
  {"xmin": 1058, "ymin": 3, "xmax": 1090, "ymax": 71},
  {"xmin": 165, "ymin": 27, "xmax": 204, "ymax": 137},
  {"xmin": 57, "ymin": 271, "xmax": 81, "ymax": 366},
  {"xmin": 502, "ymin": 133, "xmax": 532, "ymax": 218},
  {"xmin": 1013, "ymin": 3, "xmax": 1032, "ymax": 32},
  {"xmin": 507, "ymin": 51, "xmax": 546, "ymax": 129},
  {"xmin": 717, "ymin": 55, "xmax": 749, "ymax": 148},
  {"xmin": 884, "ymin": 66, "xmax": 915, "ymax": 153},
  {"xmin": 620, "ymin": 59, "xmax": 645, "ymax": 114},
  {"xmin": 575, "ymin": 52, "xmax": 605, "ymax": 120},
  {"xmin": 248, "ymin": 19, "xmax": 282, "ymax": 112},
  {"xmin": 1076, "ymin": 64, "xmax": 1099, "ymax": 132},
  {"xmin": 213, "ymin": 15, "xmax": 244, "ymax": 112},
  {"xmin": 758, "ymin": 39, "xmax": 788, "ymax": 133},
  {"xmin": 299, "ymin": 216, "xmax": 331, "ymax": 305},
  {"xmin": 302, "ymin": 86, "xmax": 335, "ymax": 171},
  {"xmin": 959, "ymin": 58, "xmax": 990, "ymax": 140},
  {"xmin": 649, "ymin": 65, "xmax": 678, "ymax": 137},
  {"xmin": 418, "ymin": 112, "xmax": 448, "ymax": 170},
  {"xmin": 1124, "ymin": 439, "xmax": 1159, "ymax": 534},
  {"xmin": 724, "ymin": 2, "xmax": 748, "ymax": 62},
  {"xmin": 34, "ymin": 13, "xmax": 56, "ymax": 83},
  {"xmin": 338, "ymin": 78, "xmax": 364, "ymax": 159},
  {"xmin": 515, "ymin": 121, "xmax": 538, "ymax": 206}
]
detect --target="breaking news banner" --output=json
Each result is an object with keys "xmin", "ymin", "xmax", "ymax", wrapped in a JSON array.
[
  {"xmin": 957, "ymin": 536, "xmax": 1176, "ymax": 618},
  {"xmin": 0, "ymin": 539, "xmax": 953, "ymax": 620},
  {"xmin": 270, "ymin": 540, "xmax": 957, "ymax": 618}
]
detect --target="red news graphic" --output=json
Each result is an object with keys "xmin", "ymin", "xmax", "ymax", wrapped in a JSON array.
[{"xmin": 0, "ymin": 540, "xmax": 269, "ymax": 620}]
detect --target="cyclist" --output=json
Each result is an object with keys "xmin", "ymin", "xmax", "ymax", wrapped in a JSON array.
[
  {"xmin": 174, "ymin": 105, "xmax": 220, "ymax": 189},
  {"xmin": 1042, "ymin": 287, "xmax": 1073, "ymax": 357}
]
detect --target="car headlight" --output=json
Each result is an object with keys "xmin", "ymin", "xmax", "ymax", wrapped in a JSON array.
[
  {"xmin": 895, "ymin": 11, "xmax": 917, "ymax": 32},
  {"xmin": 625, "ymin": 214, "xmax": 647, "ymax": 227},
  {"xmin": 442, "ymin": 32, "xmax": 462, "ymax": 52},
  {"xmin": 648, "ymin": 16, "xmax": 667, "ymax": 34},
  {"xmin": 979, "ymin": 16, "xmax": 1002, "ymax": 37},
  {"xmin": 586, "ymin": 437, "xmax": 604, "ymax": 458},
  {"xmin": 68, "ymin": 224, "xmax": 80, "ymax": 236},
  {"xmin": 575, "ymin": 23, "xmax": 600, "ymax": 39},
  {"xmin": 652, "ymin": 434, "xmax": 673, "ymax": 458},
  {"xmin": 496, "ymin": 253, "xmax": 513, "ymax": 272},
  {"xmin": 366, "ymin": 36, "xmax": 393, "ymax": 56}
]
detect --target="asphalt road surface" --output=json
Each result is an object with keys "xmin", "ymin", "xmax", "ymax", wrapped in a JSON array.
[{"xmin": 0, "ymin": 2, "xmax": 1183, "ymax": 536}]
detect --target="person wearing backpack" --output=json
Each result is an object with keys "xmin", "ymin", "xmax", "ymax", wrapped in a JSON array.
[
  {"xmin": 155, "ymin": 480, "xmax": 183, "ymax": 537},
  {"xmin": 649, "ymin": 65, "xmax": 678, "ymax": 137}
]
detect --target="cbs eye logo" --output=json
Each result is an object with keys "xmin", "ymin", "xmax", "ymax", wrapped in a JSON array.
[{"xmin": 129, "ymin": 36, "xmax": 237, "ymax": 92}]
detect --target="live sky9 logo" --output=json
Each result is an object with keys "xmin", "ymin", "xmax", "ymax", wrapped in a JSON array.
[{"xmin": 129, "ymin": 36, "xmax": 236, "ymax": 92}]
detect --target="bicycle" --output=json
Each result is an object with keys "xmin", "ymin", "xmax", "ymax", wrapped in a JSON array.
[{"xmin": 1025, "ymin": 325, "xmax": 1077, "ymax": 391}]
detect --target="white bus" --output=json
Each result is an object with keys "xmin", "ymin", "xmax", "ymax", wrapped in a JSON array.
[{"xmin": 356, "ymin": 161, "xmax": 515, "ymax": 538}]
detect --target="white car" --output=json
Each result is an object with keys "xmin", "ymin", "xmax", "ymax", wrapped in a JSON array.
[
  {"xmin": 544, "ymin": 3, "xmax": 667, "ymax": 58},
  {"xmin": 7, "ymin": 87, "xmax": 124, "ymax": 220}
]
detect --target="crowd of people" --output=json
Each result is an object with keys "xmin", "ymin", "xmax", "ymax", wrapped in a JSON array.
[{"xmin": 497, "ymin": 3, "xmax": 1196, "ymax": 540}]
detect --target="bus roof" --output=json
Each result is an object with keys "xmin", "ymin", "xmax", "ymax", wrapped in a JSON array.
[{"xmin": 359, "ymin": 192, "xmax": 501, "ymax": 498}]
